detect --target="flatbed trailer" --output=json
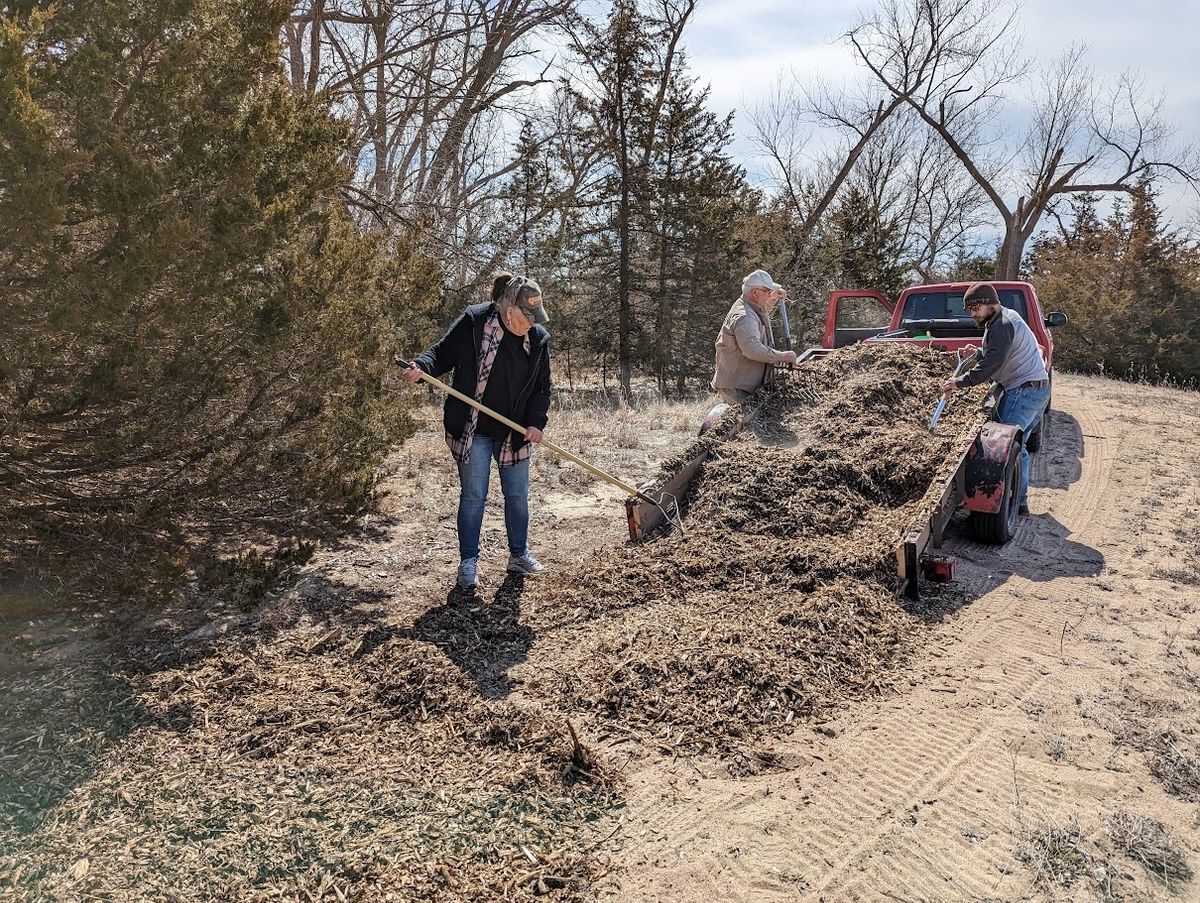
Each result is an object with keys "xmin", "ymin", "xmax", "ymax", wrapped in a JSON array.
[
  {"xmin": 895, "ymin": 413, "xmax": 1020, "ymax": 598},
  {"xmin": 626, "ymin": 350, "xmax": 1024, "ymax": 599}
]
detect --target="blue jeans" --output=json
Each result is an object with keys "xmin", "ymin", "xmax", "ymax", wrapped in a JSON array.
[
  {"xmin": 996, "ymin": 384, "xmax": 1050, "ymax": 506},
  {"xmin": 456, "ymin": 435, "xmax": 530, "ymax": 561}
]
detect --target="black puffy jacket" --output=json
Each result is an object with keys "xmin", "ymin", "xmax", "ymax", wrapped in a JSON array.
[{"xmin": 414, "ymin": 303, "xmax": 551, "ymax": 453}]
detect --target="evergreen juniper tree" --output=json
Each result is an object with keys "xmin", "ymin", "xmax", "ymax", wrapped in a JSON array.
[{"xmin": 0, "ymin": 1, "xmax": 439, "ymax": 599}]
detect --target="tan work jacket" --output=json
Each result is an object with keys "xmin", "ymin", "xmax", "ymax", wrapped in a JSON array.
[{"xmin": 711, "ymin": 297, "xmax": 789, "ymax": 392}]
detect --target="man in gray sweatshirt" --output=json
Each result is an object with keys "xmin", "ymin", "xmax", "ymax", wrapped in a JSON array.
[{"xmin": 942, "ymin": 282, "xmax": 1050, "ymax": 515}]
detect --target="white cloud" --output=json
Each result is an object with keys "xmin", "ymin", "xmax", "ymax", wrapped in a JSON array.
[
  {"xmin": 684, "ymin": 0, "xmax": 864, "ymax": 116},
  {"xmin": 688, "ymin": 42, "xmax": 862, "ymax": 121}
]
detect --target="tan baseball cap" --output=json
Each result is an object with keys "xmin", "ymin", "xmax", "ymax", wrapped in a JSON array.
[{"xmin": 743, "ymin": 269, "xmax": 784, "ymax": 292}]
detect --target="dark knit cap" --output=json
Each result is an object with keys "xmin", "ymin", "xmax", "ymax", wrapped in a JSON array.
[{"xmin": 963, "ymin": 282, "xmax": 1000, "ymax": 306}]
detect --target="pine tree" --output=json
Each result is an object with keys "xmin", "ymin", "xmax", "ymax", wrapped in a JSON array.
[
  {"xmin": 585, "ymin": 0, "xmax": 655, "ymax": 394},
  {"xmin": 646, "ymin": 72, "xmax": 756, "ymax": 393},
  {"xmin": 564, "ymin": 2, "xmax": 761, "ymax": 394},
  {"xmin": 568, "ymin": 0, "xmax": 715, "ymax": 394},
  {"xmin": 1026, "ymin": 183, "xmax": 1200, "ymax": 381},
  {"xmin": 814, "ymin": 185, "xmax": 908, "ymax": 302}
]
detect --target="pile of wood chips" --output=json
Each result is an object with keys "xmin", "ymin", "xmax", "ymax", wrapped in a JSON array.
[
  {"xmin": 1, "ymin": 342, "xmax": 982, "ymax": 900},
  {"xmin": 2, "ymin": 621, "xmax": 617, "ymax": 902},
  {"xmin": 521, "ymin": 343, "xmax": 985, "ymax": 765}
]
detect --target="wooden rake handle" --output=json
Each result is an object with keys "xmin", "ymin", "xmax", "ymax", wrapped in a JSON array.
[{"xmin": 395, "ymin": 358, "xmax": 649, "ymax": 500}]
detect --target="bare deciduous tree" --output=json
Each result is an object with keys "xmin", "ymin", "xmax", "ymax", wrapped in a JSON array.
[
  {"xmin": 849, "ymin": 0, "xmax": 1199, "ymax": 279},
  {"xmin": 892, "ymin": 125, "xmax": 992, "ymax": 279},
  {"xmin": 283, "ymin": 0, "xmax": 577, "ymax": 281},
  {"xmin": 749, "ymin": 0, "xmax": 1012, "ymax": 277},
  {"xmin": 750, "ymin": 75, "xmax": 911, "ymax": 270}
]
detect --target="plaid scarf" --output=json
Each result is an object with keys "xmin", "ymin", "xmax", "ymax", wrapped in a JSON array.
[{"xmin": 446, "ymin": 309, "xmax": 532, "ymax": 467}]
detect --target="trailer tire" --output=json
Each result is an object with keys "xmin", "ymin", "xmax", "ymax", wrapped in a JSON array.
[{"xmin": 967, "ymin": 442, "xmax": 1021, "ymax": 544}]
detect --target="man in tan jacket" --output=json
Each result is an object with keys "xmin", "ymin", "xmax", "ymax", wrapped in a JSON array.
[{"xmin": 711, "ymin": 269, "xmax": 798, "ymax": 404}]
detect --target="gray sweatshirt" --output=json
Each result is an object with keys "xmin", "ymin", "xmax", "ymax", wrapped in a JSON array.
[{"xmin": 955, "ymin": 306, "xmax": 1048, "ymax": 390}]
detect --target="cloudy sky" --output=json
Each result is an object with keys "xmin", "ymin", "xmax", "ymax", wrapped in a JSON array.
[{"xmin": 675, "ymin": 0, "xmax": 1200, "ymax": 226}]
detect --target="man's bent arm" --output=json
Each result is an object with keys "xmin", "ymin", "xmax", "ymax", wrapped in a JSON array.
[
  {"xmin": 732, "ymin": 312, "xmax": 790, "ymax": 364},
  {"xmin": 957, "ymin": 318, "xmax": 1013, "ymax": 387}
]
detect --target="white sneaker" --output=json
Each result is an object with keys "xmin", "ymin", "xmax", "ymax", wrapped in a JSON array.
[
  {"xmin": 457, "ymin": 557, "xmax": 479, "ymax": 589},
  {"xmin": 506, "ymin": 552, "xmax": 545, "ymax": 576}
]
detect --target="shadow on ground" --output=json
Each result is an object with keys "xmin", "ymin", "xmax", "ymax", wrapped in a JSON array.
[
  {"xmin": 0, "ymin": 581, "xmax": 154, "ymax": 837},
  {"xmin": 368, "ymin": 576, "xmax": 534, "ymax": 699},
  {"xmin": 1031, "ymin": 409, "xmax": 1086, "ymax": 491},
  {"xmin": 910, "ymin": 410, "xmax": 1104, "ymax": 619}
]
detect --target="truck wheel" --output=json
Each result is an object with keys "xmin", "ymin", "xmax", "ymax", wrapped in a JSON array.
[{"xmin": 968, "ymin": 443, "xmax": 1021, "ymax": 544}]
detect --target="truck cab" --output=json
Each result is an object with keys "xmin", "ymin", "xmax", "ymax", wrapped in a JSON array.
[{"xmin": 822, "ymin": 282, "xmax": 1067, "ymax": 373}]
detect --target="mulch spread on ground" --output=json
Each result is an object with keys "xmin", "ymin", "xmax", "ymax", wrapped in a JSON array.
[
  {"xmin": 0, "ymin": 342, "xmax": 982, "ymax": 901},
  {"xmin": 2, "ymin": 614, "xmax": 617, "ymax": 902},
  {"xmin": 521, "ymin": 343, "xmax": 985, "ymax": 765}
]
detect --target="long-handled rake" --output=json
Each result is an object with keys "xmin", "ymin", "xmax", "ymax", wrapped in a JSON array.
[{"xmin": 396, "ymin": 359, "xmax": 684, "ymax": 535}]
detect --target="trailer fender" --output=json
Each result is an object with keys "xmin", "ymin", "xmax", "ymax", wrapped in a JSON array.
[{"xmin": 963, "ymin": 422, "xmax": 1022, "ymax": 514}]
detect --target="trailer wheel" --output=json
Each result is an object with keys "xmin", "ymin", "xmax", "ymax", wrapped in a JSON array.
[{"xmin": 968, "ymin": 442, "xmax": 1021, "ymax": 544}]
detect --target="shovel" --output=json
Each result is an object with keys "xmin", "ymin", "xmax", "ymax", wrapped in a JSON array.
[
  {"xmin": 929, "ymin": 348, "xmax": 980, "ymax": 433},
  {"xmin": 396, "ymin": 359, "xmax": 683, "ymax": 534}
]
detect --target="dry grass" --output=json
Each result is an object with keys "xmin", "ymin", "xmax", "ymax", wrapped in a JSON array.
[
  {"xmin": 1013, "ymin": 813, "xmax": 1196, "ymax": 900},
  {"xmin": 1015, "ymin": 822, "xmax": 1097, "ymax": 890},
  {"xmin": 1107, "ymin": 810, "xmax": 1194, "ymax": 888},
  {"xmin": 1150, "ymin": 740, "xmax": 1200, "ymax": 802},
  {"xmin": 1158, "ymin": 566, "xmax": 1200, "ymax": 587},
  {"xmin": 1089, "ymin": 684, "xmax": 1200, "ymax": 805},
  {"xmin": 1045, "ymin": 734, "xmax": 1071, "ymax": 762},
  {"xmin": 540, "ymin": 397, "xmax": 711, "ymax": 456},
  {"xmin": 384, "ymin": 393, "xmax": 712, "ymax": 510}
]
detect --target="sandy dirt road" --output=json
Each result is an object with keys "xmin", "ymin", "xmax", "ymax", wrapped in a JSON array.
[{"xmin": 598, "ymin": 372, "xmax": 1200, "ymax": 902}]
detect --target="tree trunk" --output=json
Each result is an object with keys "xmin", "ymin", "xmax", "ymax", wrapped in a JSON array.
[
  {"xmin": 654, "ymin": 142, "xmax": 674, "ymax": 398},
  {"xmin": 370, "ymin": 17, "xmax": 389, "ymax": 202},
  {"xmin": 995, "ymin": 213, "xmax": 1025, "ymax": 281},
  {"xmin": 616, "ymin": 79, "xmax": 633, "ymax": 397},
  {"xmin": 677, "ymin": 243, "xmax": 702, "ymax": 395}
]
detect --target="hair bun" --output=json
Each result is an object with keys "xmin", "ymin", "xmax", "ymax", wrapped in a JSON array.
[{"xmin": 491, "ymin": 271, "xmax": 514, "ymax": 302}]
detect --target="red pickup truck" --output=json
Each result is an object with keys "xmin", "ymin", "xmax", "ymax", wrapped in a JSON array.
[{"xmin": 820, "ymin": 280, "xmax": 1068, "ymax": 449}]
